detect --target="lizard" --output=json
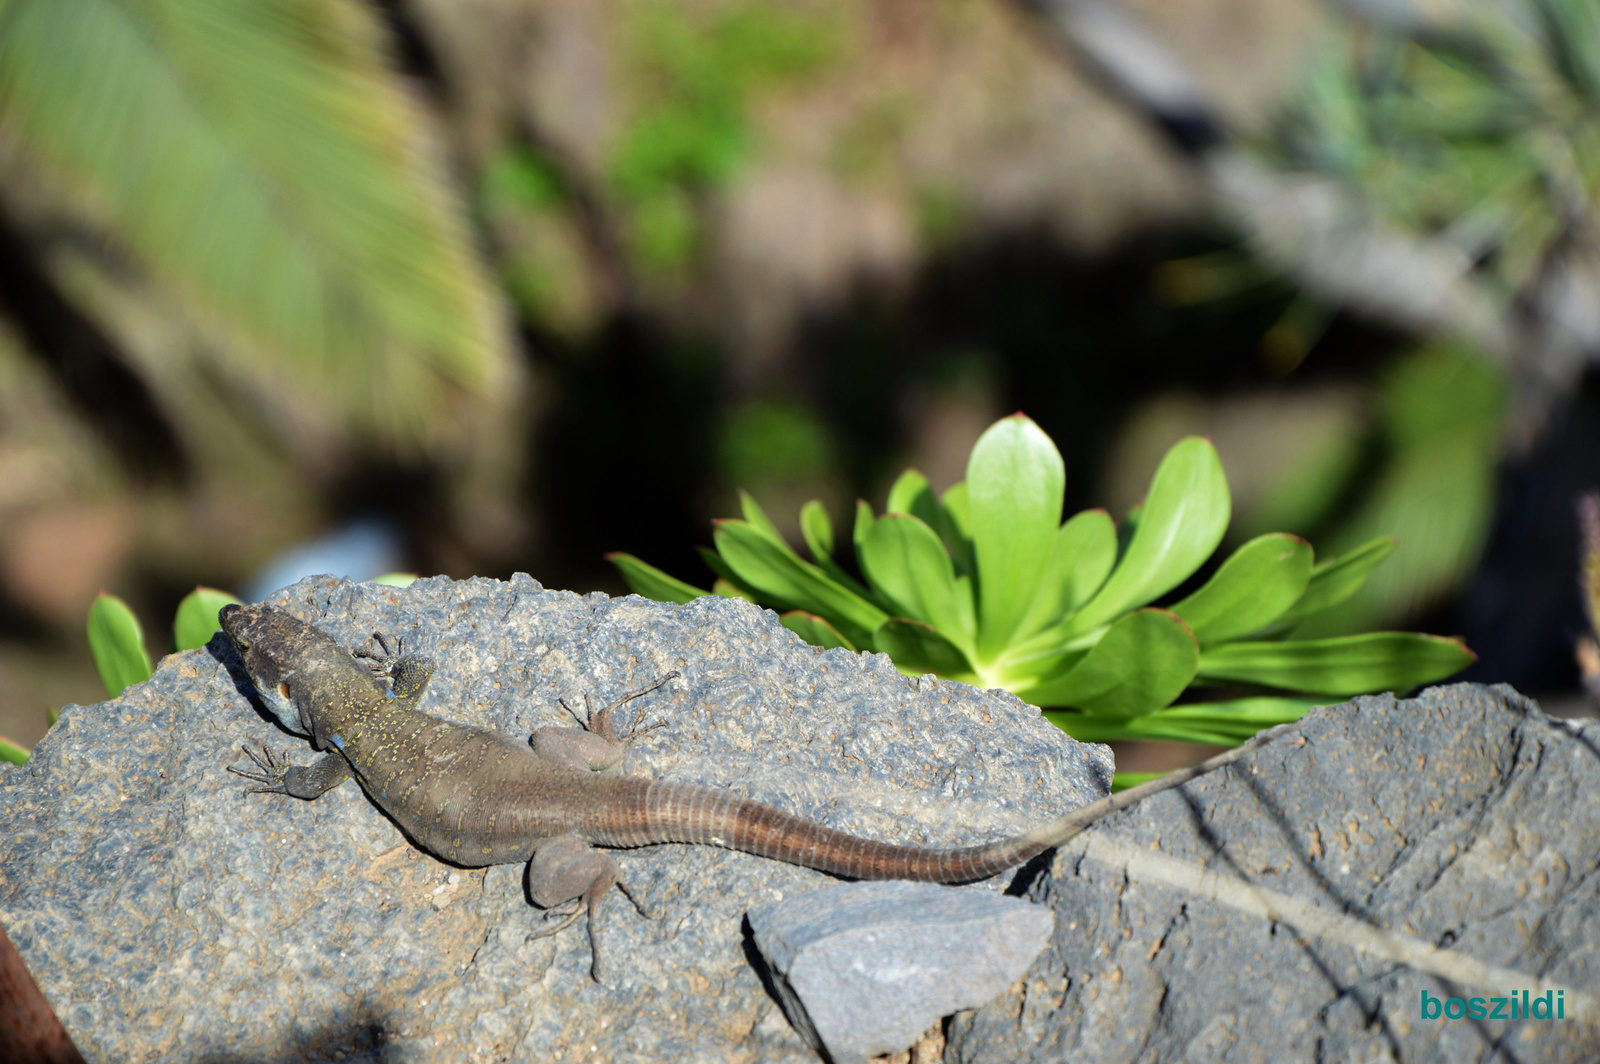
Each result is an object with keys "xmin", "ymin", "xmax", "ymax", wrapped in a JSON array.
[{"xmin": 219, "ymin": 601, "xmax": 1284, "ymax": 978}]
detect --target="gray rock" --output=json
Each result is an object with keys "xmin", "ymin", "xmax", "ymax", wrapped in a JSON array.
[
  {"xmin": 749, "ymin": 881, "xmax": 1054, "ymax": 1063},
  {"xmin": 949, "ymin": 684, "xmax": 1600, "ymax": 1064},
  {"xmin": 0, "ymin": 575, "xmax": 1110, "ymax": 1064}
]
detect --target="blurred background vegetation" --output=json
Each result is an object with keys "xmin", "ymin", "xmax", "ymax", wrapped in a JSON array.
[{"xmin": 1, "ymin": 0, "xmax": 1598, "ymax": 755}]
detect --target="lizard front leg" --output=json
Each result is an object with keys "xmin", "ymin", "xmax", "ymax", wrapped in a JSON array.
[
  {"xmin": 531, "ymin": 671, "xmax": 680, "ymax": 772},
  {"xmin": 353, "ymin": 631, "xmax": 436, "ymax": 708},
  {"xmin": 228, "ymin": 742, "xmax": 353, "ymax": 800}
]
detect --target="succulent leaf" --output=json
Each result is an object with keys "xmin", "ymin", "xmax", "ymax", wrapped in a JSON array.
[
  {"xmin": 781, "ymin": 610, "xmax": 855, "ymax": 651},
  {"xmin": 738, "ymin": 490, "xmax": 788, "ymax": 544},
  {"xmin": 799, "ymin": 499, "xmax": 834, "ymax": 559},
  {"xmin": 1015, "ymin": 508, "xmax": 1117, "ymax": 640},
  {"xmin": 968, "ymin": 415, "xmax": 1066, "ymax": 660},
  {"xmin": 609, "ymin": 552, "xmax": 709, "ymax": 604},
  {"xmin": 713, "ymin": 520, "xmax": 888, "ymax": 645},
  {"xmin": 1171, "ymin": 533, "xmax": 1313, "ymax": 645},
  {"xmin": 886, "ymin": 468, "xmax": 933, "ymax": 516},
  {"xmin": 798, "ymin": 499, "xmax": 876, "ymax": 599},
  {"xmin": 1021, "ymin": 608, "xmax": 1198, "ymax": 717},
  {"xmin": 874, "ymin": 617, "xmax": 977, "ymax": 681},
  {"xmin": 1278, "ymin": 535, "xmax": 1398, "ymax": 624},
  {"xmin": 858, "ymin": 513, "xmax": 975, "ymax": 648},
  {"xmin": 937, "ymin": 481, "xmax": 975, "ymax": 577},
  {"xmin": 173, "ymin": 586, "xmax": 242, "ymax": 652},
  {"xmin": 1066, "ymin": 437, "xmax": 1230, "ymax": 636},
  {"xmin": 87, "ymin": 592, "xmax": 153, "ymax": 698},
  {"xmin": 0, "ymin": 735, "xmax": 27, "ymax": 765},
  {"xmin": 1196, "ymin": 632, "xmax": 1476, "ymax": 695}
]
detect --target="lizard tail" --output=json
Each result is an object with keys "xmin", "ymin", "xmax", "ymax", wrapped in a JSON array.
[
  {"xmin": 582, "ymin": 776, "xmax": 1034, "ymax": 882},
  {"xmin": 583, "ymin": 726, "xmax": 1287, "ymax": 882}
]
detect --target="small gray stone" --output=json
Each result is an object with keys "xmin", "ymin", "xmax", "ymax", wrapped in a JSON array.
[{"xmin": 750, "ymin": 881, "xmax": 1054, "ymax": 1063}]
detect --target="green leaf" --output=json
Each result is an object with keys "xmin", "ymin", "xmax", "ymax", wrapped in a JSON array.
[
  {"xmin": 1197, "ymin": 632, "xmax": 1476, "ymax": 695},
  {"xmin": 886, "ymin": 468, "xmax": 933, "ymax": 516},
  {"xmin": 799, "ymin": 499, "xmax": 877, "ymax": 601},
  {"xmin": 874, "ymin": 618, "xmax": 976, "ymax": 680},
  {"xmin": 1067, "ymin": 437, "xmax": 1230, "ymax": 635},
  {"xmin": 858, "ymin": 513, "xmax": 974, "ymax": 648},
  {"xmin": 968, "ymin": 415, "xmax": 1066, "ymax": 659},
  {"xmin": 853, "ymin": 499, "xmax": 875, "ymax": 574},
  {"xmin": 87, "ymin": 592, "xmax": 153, "ymax": 698},
  {"xmin": 1021, "ymin": 608, "xmax": 1198, "ymax": 716},
  {"xmin": 0, "ymin": 0, "xmax": 508, "ymax": 444},
  {"xmin": 937, "ymin": 481, "xmax": 975, "ymax": 577},
  {"xmin": 1050, "ymin": 711, "xmax": 1236, "ymax": 747},
  {"xmin": 172, "ymin": 586, "xmax": 241, "ymax": 652},
  {"xmin": 608, "ymin": 552, "xmax": 710, "ymax": 604},
  {"xmin": 371, "ymin": 572, "xmax": 418, "ymax": 588},
  {"xmin": 1111, "ymin": 770, "xmax": 1165, "ymax": 792},
  {"xmin": 699, "ymin": 547, "xmax": 769, "ymax": 603},
  {"xmin": 712, "ymin": 578, "xmax": 758, "ymax": 602},
  {"xmin": 781, "ymin": 610, "xmax": 855, "ymax": 651},
  {"xmin": 1015, "ymin": 508, "xmax": 1116, "ymax": 639},
  {"xmin": 0, "ymin": 735, "xmax": 29, "ymax": 765},
  {"xmin": 1171, "ymin": 533, "xmax": 1313, "ymax": 646},
  {"xmin": 800, "ymin": 499, "xmax": 835, "ymax": 559},
  {"xmin": 1157, "ymin": 696, "xmax": 1322, "ymax": 729},
  {"xmin": 885, "ymin": 467, "xmax": 948, "ymax": 536},
  {"xmin": 713, "ymin": 520, "xmax": 888, "ymax": 645},
  {"xmin": 1278, "ymin": 536, "xmax": 1397, "ymax": 624},
  {"xmin": 1061, "ymin": 697, "xmax": 1321, "ymax": 745},
  {"xmin": 739, "ymin": 491, "xmax": 788, "ymax": 544}
]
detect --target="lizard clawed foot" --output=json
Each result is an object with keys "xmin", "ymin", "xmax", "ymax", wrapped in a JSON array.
[
  {"xmin": 353, "ymin": 631, "xmax": 434, "ymax": 700},
  {"xmin": 352, "ymin": 631, "xmax": 402, "ymax": 676},
  {"xmin": 226, "ymin": 741, "xmax": 292, "ymax": 795},
  {"xmin": 525, "ymin": 901, "xmax": 585, "ymax": 942},
  {"xmin": 560, "ymin": 671, "xmax": 681, "ymax": 745}
]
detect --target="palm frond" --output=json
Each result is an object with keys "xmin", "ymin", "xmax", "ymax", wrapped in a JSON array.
[{"xmin": 0, "ymin": 0, "xmax": 509, "ymax": 445}]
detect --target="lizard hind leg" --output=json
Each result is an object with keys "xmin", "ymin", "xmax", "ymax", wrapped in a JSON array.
[
  {"xmin": 533, "ymin": 671, "xmax": 680, "ymax": 772},
  {"xmin": 524, "ymin": 834, "xmax": 630, "ymax": 981}
]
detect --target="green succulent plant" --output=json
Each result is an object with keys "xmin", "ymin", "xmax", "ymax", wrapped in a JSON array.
[
  {"xmin": 87, "ymin": 585, "xmax": 244, "ymax": 701},
  {"xmin": 611, "ymin": 414, "xmax": 1475, "ymax": 758}
]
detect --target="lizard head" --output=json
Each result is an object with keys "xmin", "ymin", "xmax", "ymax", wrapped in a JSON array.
[{"xmin": 220, "ymin": 602, "xmax": 341, "ymax": 736}]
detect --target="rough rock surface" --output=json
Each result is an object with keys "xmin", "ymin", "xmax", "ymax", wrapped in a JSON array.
[
  {"xmin": 0, "ymin": 575, "xmax": 1110, "ymax": 1064},
  {"xmin": 749, "ymin": 881, "xmax": 1053, "ymax": 1064},
  {"xmin": 950, "ymin": 684, "xmax": 1600, "ymax": 1064}
]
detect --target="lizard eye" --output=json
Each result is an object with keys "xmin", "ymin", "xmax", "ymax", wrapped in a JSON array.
[{"xmin": 278, "ymin": 682, "xmax": 292, "ymax": 701}]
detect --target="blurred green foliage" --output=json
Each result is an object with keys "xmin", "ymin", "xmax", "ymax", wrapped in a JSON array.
[
  {"xmin": 1272, "ymin": 0, "xmax": 1600, "ymax": 307},
  {"xmin": 479, "ymin": 146, "xmax": 594, "ymax": 334},
  {"xmin": 717, "ymin": 399, "xmax": 836, "ymax": 489},
  {"xmin": 0, "ymin": 0, "xmax": 507, "ymax": 445},
  {"xmin": 613, "ymin": 414, "xmax": 1474, "ymax": 768},
  {"xmin": 1299, "ymin": 343, "xmax": 1505, "ymax": 635},
  {"xmin": 612, "ymin": 0, "xmax": 839, "ymax": 273}
]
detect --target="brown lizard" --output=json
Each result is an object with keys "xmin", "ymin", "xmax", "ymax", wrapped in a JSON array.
[{"xmin": 220, "ymin": 602, "xmax": 1280, "ymax": 977}]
